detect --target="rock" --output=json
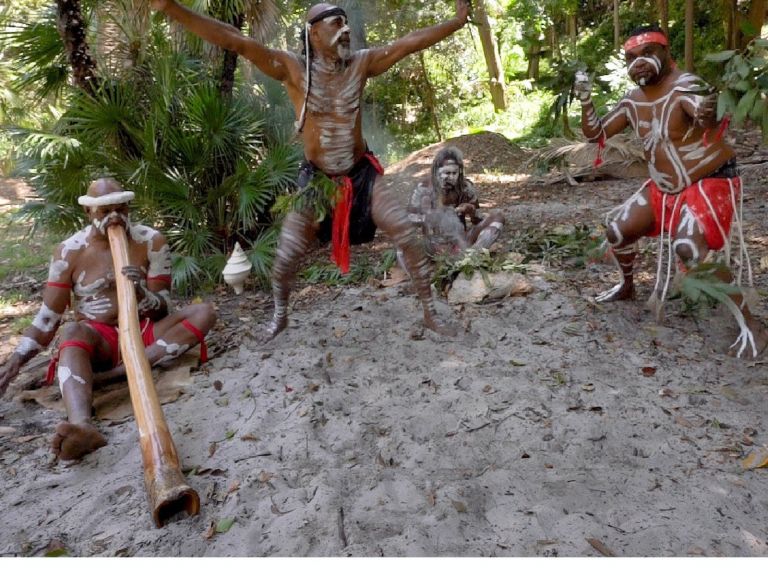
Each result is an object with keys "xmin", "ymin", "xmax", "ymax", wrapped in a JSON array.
[{"xmin": 447, "ymin": 271, "xmax": 533, "ymax": 304}]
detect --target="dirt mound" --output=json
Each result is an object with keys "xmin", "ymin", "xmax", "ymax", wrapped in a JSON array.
[{"xmin": 381, "ymin": 131, "xmax": 527, "ymax": 206}]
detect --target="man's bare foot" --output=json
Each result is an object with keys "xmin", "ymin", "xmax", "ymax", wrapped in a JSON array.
[
  {"xmin": 595, "ymin": 281, "xmax": 635, "ymax": 303},
  {"xmin": 728, "ymin": 318, "xmax": 768, "ymax": 359},
  {"xmin": 51, "ymin": 422, "xmax": 107, "ymax": 460},
  {"xmin": 423, "ymin": 315, "xmax": 460, "ymax": 337},
  {"xmin": 254, "ymin": 316, "xmax": 287, "ymax": 344}
]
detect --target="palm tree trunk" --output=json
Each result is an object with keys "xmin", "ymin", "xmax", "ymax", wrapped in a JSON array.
[
  {"xmin": 219, "ymin": 12, "xmax": 245, "ymax": 97},
  {"xmin": 613, "ymin": 0, "xmax": 621, "ymax": 50},
  {"xmin": 55, "ymin": 0, "xmax": 98, "ymax": 94},
  {"xmin": 473, "ymin": 0, "xmax": 506, "ymax": 111}
]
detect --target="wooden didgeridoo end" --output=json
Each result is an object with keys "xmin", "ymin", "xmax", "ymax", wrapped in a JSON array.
[
  {"xmin": 107, "ymin": 224, "xmax": 200, "ymax": 527},
  {"xmin": 146, "ymin": 464, "xmax": 201, "ymax": 527}
]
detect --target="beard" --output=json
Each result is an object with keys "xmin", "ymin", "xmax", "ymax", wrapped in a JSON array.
[{"xmin": 336, "ymin": 41, "xmax": 351, "ymax": 60}]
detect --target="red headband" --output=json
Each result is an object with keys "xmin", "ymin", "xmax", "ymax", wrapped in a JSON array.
[{"xmin": 623, "ymin": 32, "xmax": 668, "ymax": 52}]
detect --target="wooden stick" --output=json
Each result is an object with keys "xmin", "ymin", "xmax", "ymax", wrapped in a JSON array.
[{"xmin": 107, "ymin": 225, "xmax": 200, "ymax": 527}]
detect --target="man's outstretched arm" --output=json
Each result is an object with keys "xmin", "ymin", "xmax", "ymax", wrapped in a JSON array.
[
  {"xmin": 150, "ymin": 0, "xmax": 297, "ymax": 82},
  {"xmin": 365, "ymin": 0, "xmax": 470, "ymax": 78}
]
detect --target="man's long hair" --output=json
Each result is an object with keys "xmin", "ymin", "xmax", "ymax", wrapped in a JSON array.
[{"xmin": 431, "ymin": 146, "xmax": 467, "ymax": 196}]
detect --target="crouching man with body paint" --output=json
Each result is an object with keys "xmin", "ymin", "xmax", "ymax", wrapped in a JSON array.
[
  {"xmin": 0, "ymin": 178, "xmax": 217, "ymax": 460},
  {"xmin": 150, "ymin": 0, "xmax": 470, "ymax": 339},
  {"xmin": 407, "ymin": 146, "xmax": 505, "ymax": 258},
  {"xmin": 575, "ymin": 24, "xmax": 767, "ymax": 358}
]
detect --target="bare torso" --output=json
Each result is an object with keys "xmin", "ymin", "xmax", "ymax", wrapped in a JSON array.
[
  {"xmin": 284, "ymin": 51, "xmax": 370, "ymax": 175},
  {"xmin": 609, "ymin": 70, "xmax": 734, "ymax": 193},
  {"xmin": 53, "ymin": 225, "xmax": 168, "ymax": 324}
]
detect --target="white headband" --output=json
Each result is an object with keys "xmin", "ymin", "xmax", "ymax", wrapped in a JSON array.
[{"xmin": 77, "ymin": 191, "xmax": 135, "ymax": 206}]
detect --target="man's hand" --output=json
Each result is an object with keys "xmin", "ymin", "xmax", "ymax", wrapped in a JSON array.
[
  {"xmin": 149, "ymin": 0, "xmax": 170, "ymax": 11},
  {"xmin": 0, "ymin": 355, "xmax": 22, "ymax": 398},
  {"xmin": 456, "ymin": 0, "xmax": 471, "ymax": 24},
  {"xmin": 574, "ymin": 71, "xmax": 592, "ymax": 103},
  {"xmin": 694, "ymin": 92, "xmax": 718, "ymax": 126},
  {"xmin": 121, "ymin": 265, "xmax": 148, "ymax": 298},
  {"xmin": 455, "ymin": 203, "xmax": 476, "ymax": 217}
]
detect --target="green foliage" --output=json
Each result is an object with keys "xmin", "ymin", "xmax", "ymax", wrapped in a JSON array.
[
  {"xmin": 271, "ymin": 169, "xmax": 339, "ymax": 223},
  {"xmin": 706, "ymin": 37, "xmax": 768, "ymax": 142},
  {"xmin": 679, "ymin": 262, "xmax": 743, "ymax": 306},
  {"xmin": 0, "ymin": 209, "xmax": 56, "ymax": 284},
  {"xmin": 506, "ymin": 224, "xmax": 603, "ymax": 268},
  {"xmin": 8, "ymin": 17, "xmax": 300, "ymax": 294},
  {"xmin": 301, "ymin": 249, "xmax": 396, "ymax": 286},
  {"xmin": 432, "ymin": 247, "xmax": 527, "ymax": 290}
]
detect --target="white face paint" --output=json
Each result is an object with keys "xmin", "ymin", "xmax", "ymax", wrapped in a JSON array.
[
  {"xmin": 438, "ymin": 162, "xmax": 460, "ymax": 191},
  {"xmin": 92, "ymin": 211, "xmax": 130, "ymax": 235},
  {"xmin": 32, "ymin": 303, "xmax": 62, "ymax": 333},
  {"xmin": 628, "ymin": 55, "xmax": 662, "ymax": 86},
  {"xmin": 325, "ymin": 15, "xmax": 351, "ymax": 60}
]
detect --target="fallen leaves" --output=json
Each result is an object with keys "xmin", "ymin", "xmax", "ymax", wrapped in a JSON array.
[
  {"xmin": 587, "ymin": 538, "xmax": 616, "ymax": 557},
  {"xmin": 742, "ymin": 447, "xmax": 768, "ymax": 470}
]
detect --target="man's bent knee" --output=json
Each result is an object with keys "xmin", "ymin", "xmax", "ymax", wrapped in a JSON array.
[{"xmin": 673, "ymin": 238, "xmax": 700, "ymax": 267}]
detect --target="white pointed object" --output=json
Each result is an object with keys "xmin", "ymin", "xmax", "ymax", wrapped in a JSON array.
[{"xmin": 222, "ymin": 242, "xmax": 252, "ymax": 294}]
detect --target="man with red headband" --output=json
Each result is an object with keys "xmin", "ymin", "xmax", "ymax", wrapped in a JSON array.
[
  {"xmin": 574, "ymin": 24, "xmax": 767, "ymax": 358},
  {"xmin": 150, "ymin": 0, "xmax": 470, "ymax": 338},
  {"xmin": 0, "ymin": 178, "xmax": 217, "ymax": 460}
]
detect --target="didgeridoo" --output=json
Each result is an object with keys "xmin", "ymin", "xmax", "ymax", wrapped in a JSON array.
[{"xmin": 107, "ymin": 224, "xmax": 200, "ymax": 527}]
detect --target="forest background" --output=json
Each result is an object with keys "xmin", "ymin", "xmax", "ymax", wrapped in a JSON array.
[{"xmin": 0, "ymin": 0, "xmax": 767, "ymax": 299}]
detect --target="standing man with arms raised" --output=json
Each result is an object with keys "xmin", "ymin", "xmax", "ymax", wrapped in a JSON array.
[{"xmin": 151, "ymin": 0, "xmax": 470, "ymax": 338}]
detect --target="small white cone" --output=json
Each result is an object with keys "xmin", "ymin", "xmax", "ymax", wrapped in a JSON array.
[{"xmin": 222, "ymin": 242, "xmax": 252, "ymax": 295}]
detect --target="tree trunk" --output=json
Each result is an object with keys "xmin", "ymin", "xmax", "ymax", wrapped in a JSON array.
[
  {"xmin": 685, "ymin": 0, "xmax": 694, "ymax": 71},
  {"xmin": 722, "ymin": 0, "xmax": 736, "ymax": 49},
  {"xmin": 567, "ymin": 13, "xmax": 578, "ymax": 47},
  {"xmin": 55, "ymin": 0, "xmax": 98, "ymax": 94},
  {"xmin": 526, "ymin": 36, "xmax": 541, "ymax": 80},
  {"xmin": 656, "ymin": 0, "xmax": 669, "ymax": 36},
  {"xmin": 742, "ymin": 0, "xmax": 767, "ymax": 49},
  {"xmin": 474, "ymin": 0, "xmax": 506, "ymax": 111},
  {"xmin": 613, "ymin": 0, "xmax": 621, "ymax": 50},
  {"xmin": 418, "ymin": 52, "xmax": 442, "ymax": 142},
  {"xmin": 219, "ymin": 12, "xmax": 245, "ymax": 97}
]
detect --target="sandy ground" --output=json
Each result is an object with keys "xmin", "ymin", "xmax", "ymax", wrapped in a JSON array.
[{"xmin": 2, "ymin": 133, "xmax": 768, "ymax": 557}]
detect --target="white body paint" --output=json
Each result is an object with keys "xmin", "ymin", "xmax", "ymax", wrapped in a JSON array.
[
  {"xmin": 304, "ymin": 50, "xmax": 368, "ymax": 174},
  {"xmin": 154, "ymin": 339, "xmax": 190, "ymax": 364},
  {"xmin": 32, "ymin": 303, "xmax": 62, "ymax": 332},
  {"xmin": 57, "ymin": 365, "xmax": 86, "ymax": 394},
  {"xmin": 48, "ymin": 258, "xmax": 69, "ymax": 282},
  {"xmin": 60, "ymin": 227, "xmax": 92, "ymax": 259},
  {"xmin": 15, "ymin": 336, "xmax": 42, "ymax": 356}
]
